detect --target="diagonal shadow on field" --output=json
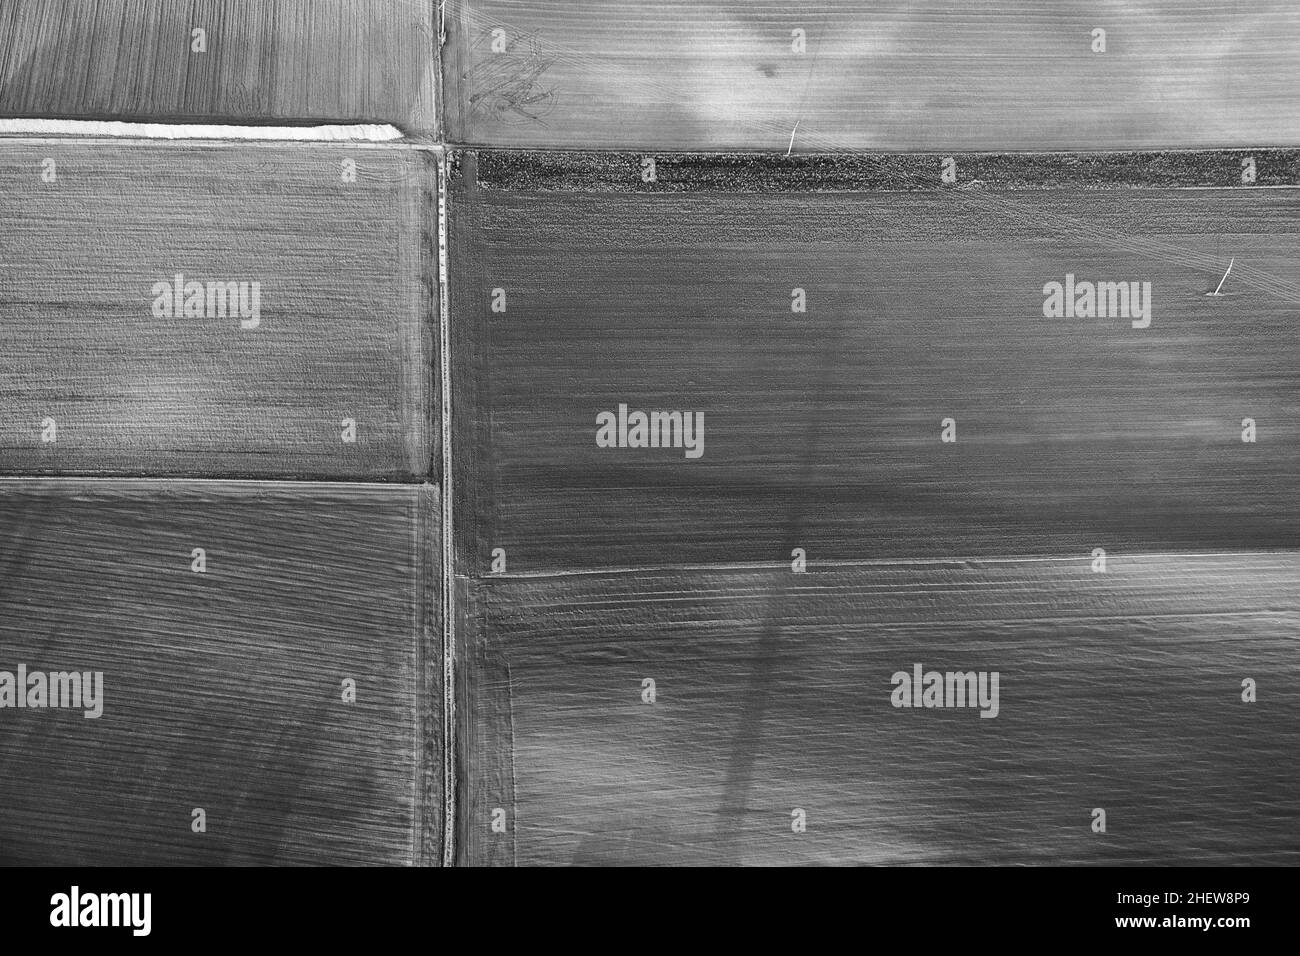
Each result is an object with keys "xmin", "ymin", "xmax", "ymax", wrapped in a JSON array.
[{"xmin": 713, "ymin": 293, "xmax": 854, "ymax": 861}]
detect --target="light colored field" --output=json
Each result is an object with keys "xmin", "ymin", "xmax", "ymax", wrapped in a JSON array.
[
  {"xmin": 0, "ymin": 479, "xmax": 442, "ymax": 865},
  {"xmin": 443, "ymin": 0, "xmax": 1300, "ymax": 150},
  {"xmin": 0, "ymin": 138, "xmax": 435, "ymax": 479}
]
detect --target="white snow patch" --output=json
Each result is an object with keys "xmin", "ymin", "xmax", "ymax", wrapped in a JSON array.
[{"xmin": 0, "ymin": 119, "xmax": 403, "ymax": 141}]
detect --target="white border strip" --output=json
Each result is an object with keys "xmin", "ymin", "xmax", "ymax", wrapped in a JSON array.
[{"xmin": 0, "ymin": 118, "xmax": 403, "ymax": 141}]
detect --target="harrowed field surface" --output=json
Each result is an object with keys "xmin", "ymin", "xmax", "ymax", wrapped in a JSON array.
[
  {"xmin": 458, "ymin": 556, "xmax": 1299, "ymax": 865},
  {"xmin": 3, "ymin": 2, "xmax": 1298, "ymax": 865},
  {"xmin": 449, "ymin": 149, "xmax": 1300, "ymax": 864},
  {"xmin": 0, "ymin": 138, "xmax": 437, "ymax": 480},
  {"xmin": 449, "ymin": 150, "xmax": 1300, "ymax": 574},
  {"xmin": 0, "ymin": 0, "xmax": 437, "ymax": 132},
  {"xmin": 0, "ymin": 480, "xmax": 443, "ymax": 866}
]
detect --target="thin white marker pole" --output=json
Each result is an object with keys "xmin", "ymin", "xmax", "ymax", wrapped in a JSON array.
[{"xmin": 1212, "ymin": 257, "xmax": 1235, "ymax": 296}]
